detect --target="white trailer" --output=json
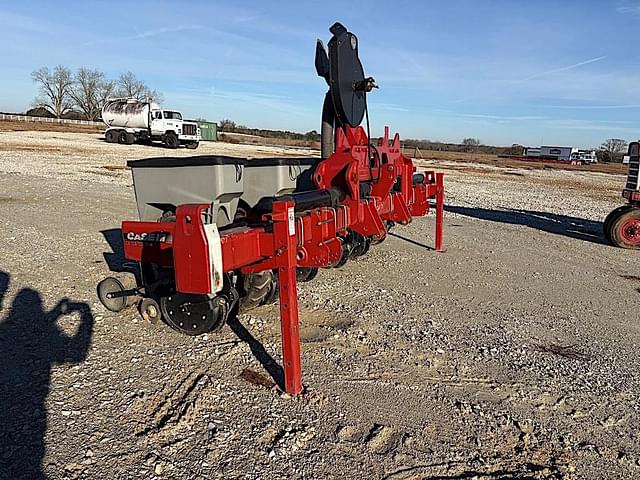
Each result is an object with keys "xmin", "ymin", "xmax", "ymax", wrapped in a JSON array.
[
  {"xmin": 571, "ymin": 149, "xmax": 598, "ymax": 164},
  {"xmin": 540, "ymin": 146, "xmax": 573, "ymax": 161},
  {"xmin": 102, "ymin": 98, "xmax": 201, "ymax": 149}
]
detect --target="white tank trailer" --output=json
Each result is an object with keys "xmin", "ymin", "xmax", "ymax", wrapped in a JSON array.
[{"xmin": 102, "ymin": 98, "xmax": 201, "ymax": 149}]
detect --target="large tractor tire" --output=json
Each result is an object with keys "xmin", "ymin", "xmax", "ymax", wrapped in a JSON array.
[
  {"xmin": 603, "ymin": 206, "xmax": 631, "ymax": 244},
  {"xmin": 164, "ymin": 132, "xmax": 179, "ymax": 149},
  {"xmin": 239, "ymin": 270, "xmax": 278, "ymax": 313},
  {"xmin": 605, "ymin": 206, "xmax": 640, "ymax": 249}
]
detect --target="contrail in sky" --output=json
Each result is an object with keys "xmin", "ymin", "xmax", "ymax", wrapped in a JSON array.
[{"xmin": 522, "ymin": 55, "xmax": 608, "ymax": 81}]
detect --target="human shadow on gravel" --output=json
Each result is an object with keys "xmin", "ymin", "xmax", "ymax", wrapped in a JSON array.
[
  {"xmin": 227, "ymin": 317, "xmax": 285, "ymax": 390},
  {"xmin": 446, "ymin": 205, "xmax": 607, "ymax": 245},
  {"xmin": 0, "ymin": 270, "xmax": 94, "ymax": 480}
]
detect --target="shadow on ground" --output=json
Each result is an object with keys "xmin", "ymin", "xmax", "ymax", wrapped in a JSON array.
[
  {"xmin": 446, "ymin": 205, "xmax": 607, "ymax": 245},
  {"xmin": 227, "ymin": 317, "xmax": 285, "ymax": 390},
  {"xmin": 0, "ymin": 270, "xmax": 94, "ymax": 480}
]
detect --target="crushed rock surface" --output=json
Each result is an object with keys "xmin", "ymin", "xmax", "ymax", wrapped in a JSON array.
[{"xmin": 0, "ymin": 130, "xmax": 638, "ymax": 479}]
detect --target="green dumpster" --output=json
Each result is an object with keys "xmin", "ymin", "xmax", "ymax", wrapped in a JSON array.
[{"xmin": 197, "ymin": 121, "xmax": 217, "ymax": 141}]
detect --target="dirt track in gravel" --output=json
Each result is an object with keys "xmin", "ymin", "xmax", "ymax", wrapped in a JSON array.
[{"xmin": 0, "ymin": 130, "xmax": 638, "ymax": 480}]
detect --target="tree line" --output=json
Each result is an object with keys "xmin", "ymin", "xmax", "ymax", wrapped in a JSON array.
[
  {"xmin": 30, "ymin": 65, "xmax": 162, "ymax": 121},
  {"xmin": 218, "ymin": 119, "xmax": 320, "ymax": 142},
  {"xmin": 404, "ymin": 137, "xmax": 631, "ymax": 162}
]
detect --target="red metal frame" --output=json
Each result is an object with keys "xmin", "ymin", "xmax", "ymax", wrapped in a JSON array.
[{"xmin": 120, "ymin": 126, "xmax": 445, "ymax": 394}]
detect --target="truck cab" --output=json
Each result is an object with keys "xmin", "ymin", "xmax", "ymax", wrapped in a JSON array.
[{"xmin": 150, "ymin": 109, "xmax": 200, "ymax": 149}]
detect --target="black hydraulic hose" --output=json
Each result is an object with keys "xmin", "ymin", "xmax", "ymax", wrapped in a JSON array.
[
  {"xmin": 254, "ymin": 188, "xmax": 344, "ymax": 215},
  {"xmin": 320, "ymin": 92, "xmax": 335, "ymax": 160}
]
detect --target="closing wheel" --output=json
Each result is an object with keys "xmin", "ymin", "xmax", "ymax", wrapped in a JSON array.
[
  {"xmin": 164, "ymin": 132, "xmax": 179, "ymax": 149},
  {"xmin": 608, "ymin": 206, "xmax": 640, "ymax": 249},
  {"xmin": 97, "ymin": 275, "xmax": 137, "ymax": 312},
  {"xmin": 161, "ymin": 293, "xmax": 227, "ymax": 335},
  {"xmin": 139, "ymin": 297, "xmax": 162, "ymax": 324}
]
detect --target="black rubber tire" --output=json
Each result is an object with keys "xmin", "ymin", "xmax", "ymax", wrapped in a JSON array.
[
  {"xmin": 296, "ymin": 267, "xmax": 318, "ymax": 282},
  {"xmin": 105, "ymin": 130, "xmax": 117, "ymax": 143},
  {"xmin": 117, "ymin": 131, "xmax": 129, "ymax": 144},
  {"xmin": 608, "ymin": 206, "xmax": 640, "ymax": 249},
  {"xmin": 164, "ymin": 132, "xmax": 179, "ymax": 149},
  {"xmin": 239, "ymin": 270, "xmax": 277, "ymax": 312},
  {"xmin": 185, "ymin": 141, "xmax": 199, "ymax": 150},
  {"xmin": 604, "ymin": 206, "xmax": 631, "ymax": 244},
  {"xmin": 126, "ymin": 132, "xmax": 135, "ymax": 145},
  {"xmin": 97, "ymin": 275, "xmax": 137, "ymax": 312}
]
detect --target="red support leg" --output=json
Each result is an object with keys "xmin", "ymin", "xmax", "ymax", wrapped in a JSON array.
[
  {"xmin": 435, "ymin": 172, "xmax": 445, "ymax": 252},
  {"xmin": 272, "ymin": 201, "xmax": 303, "ymax": 395}
]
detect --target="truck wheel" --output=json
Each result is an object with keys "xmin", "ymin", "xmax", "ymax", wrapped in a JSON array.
[
  {"xmin": 185, "ymin": 141, "xmax": 199, "ymax": 150},
  {"xmin": 126, "ymin": 132, "xmax": 135, "ymax": 145},
  {"xmin": 105, "ymin": 130, "xmax": 116, "ymax": 143},
  {"xmin": 164, "ymin": 132, "xmax": 179, "ymax": 149},
  {"xmin": 117, "ymin": 131, "xmax": 129, "ymax": 144},
  {"xmin": 608, "ymin": 206, "xmax": 640, "ymax": 249}
]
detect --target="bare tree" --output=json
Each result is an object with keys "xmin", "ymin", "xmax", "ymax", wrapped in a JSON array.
[
  {"xmin": 462, "ymin": 137, "xmax": 481, "ymax": 152},
  {"xmin": 31, "ymin": 65, "xmax": 74, "ymax": 118},
  {"xmin": 68, "ymin": 68, "xmax": 115, "ymax": 121},
  {"xmin": 115, "ymin": 71, "xmax": 163, "ymax": 103},
  {"xmin": 218, "ymin": 119, "xmax": 236, "ymax": 131},
  {"xmin": 600, "ymin": 138, "xmax": 628, "ymax": 162}
]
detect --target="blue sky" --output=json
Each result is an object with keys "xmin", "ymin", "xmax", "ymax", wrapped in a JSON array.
[{"xmin": 1, "ymin": 0, "xmax": 640, "ymax": 147}]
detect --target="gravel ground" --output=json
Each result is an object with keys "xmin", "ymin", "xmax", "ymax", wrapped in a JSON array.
[{"xmin": 0, "ymin": 130, "xmax": 638, "ymax": 480}]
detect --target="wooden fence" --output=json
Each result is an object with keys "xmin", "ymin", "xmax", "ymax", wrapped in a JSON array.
[{"xmin": 0, "ymin": 113, "xmax": 103, "ymax": 126}]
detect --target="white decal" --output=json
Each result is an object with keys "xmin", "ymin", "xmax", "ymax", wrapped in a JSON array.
[
  {"xmin": 203, "ymin": 223, "xmax": 224, "ymax": 293},
  {"xmin": 288, "ymin": 207, "xmax": 295, "ymax": 236}
]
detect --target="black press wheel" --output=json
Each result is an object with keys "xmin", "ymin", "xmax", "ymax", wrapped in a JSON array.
[
  {"xmin": 608, "ymin": 206, "xmax": 640, "ymax": 249},
  {"xmin": 164, "ymin": 132, "xmax": 179, "ymax": 149}
]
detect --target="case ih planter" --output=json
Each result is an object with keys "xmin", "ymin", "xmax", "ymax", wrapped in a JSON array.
[{"xmin": 97, "ymin": 23, "xmax": 445, "ymax": 394}]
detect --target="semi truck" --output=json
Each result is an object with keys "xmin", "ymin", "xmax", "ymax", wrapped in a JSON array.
[{"xmin": 102, "ymin": 98, "xmax": 201, "ymax": 149}]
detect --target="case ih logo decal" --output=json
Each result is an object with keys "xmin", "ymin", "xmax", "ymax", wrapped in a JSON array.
[{"xmin": 125, "ymin": 231, "xmax": 169, "ymax": 243}]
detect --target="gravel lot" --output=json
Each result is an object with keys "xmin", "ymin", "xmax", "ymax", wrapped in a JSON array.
[{"xmin": 0, "ymin": 129, "xmax": 638, "ymax": 480}]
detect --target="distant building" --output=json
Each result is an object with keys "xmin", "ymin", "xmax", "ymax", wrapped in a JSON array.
[
  {"xmin": 523, "ymin": 145, "xmax": 597, "ymax": 163},
  {"xmin": 540, "ymin": 146, "xmax": 573, "ymax": 161},
  {"xmin": 524, "ymin": 147, "xmax": 541, "ymax": 157}
]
